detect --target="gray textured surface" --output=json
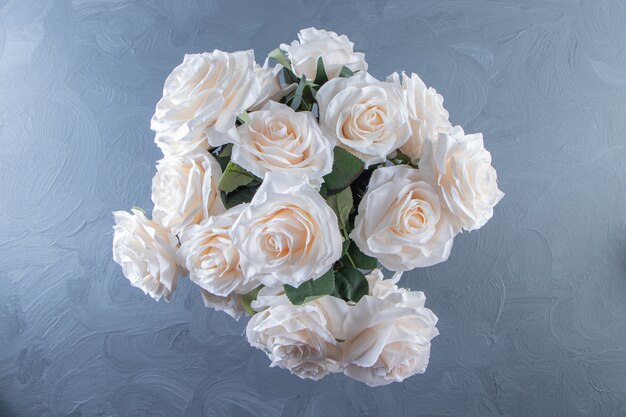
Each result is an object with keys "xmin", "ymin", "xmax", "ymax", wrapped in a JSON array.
[{"xmin": 1, "ymin": 0, "xmax": 626, "ymax": 416}]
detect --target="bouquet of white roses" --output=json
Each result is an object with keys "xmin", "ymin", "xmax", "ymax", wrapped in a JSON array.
[{"xmin": 112, "ymin": 28, "xmax": 503, "ymax": 387}]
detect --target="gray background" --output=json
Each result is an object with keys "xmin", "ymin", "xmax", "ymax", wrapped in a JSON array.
[{"xmin": 1, "ymin": 0, "xmax": 625, "ymax": 416}]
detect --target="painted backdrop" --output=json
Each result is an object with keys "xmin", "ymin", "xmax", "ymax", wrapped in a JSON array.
[{"xmin": 1, "ymin": 0, "xmax": 626, "ymax": 416}]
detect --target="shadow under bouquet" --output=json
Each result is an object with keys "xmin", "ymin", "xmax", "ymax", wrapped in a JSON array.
[{"xmin": 112, "ymin": 27, "xmax": 504, "ymax": 387}]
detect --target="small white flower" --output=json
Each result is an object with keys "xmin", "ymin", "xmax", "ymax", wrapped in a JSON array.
[
  {"xmin": 350, "ymin": 165, "xmax": 459, "ymax": 271},
  {"xmin": 316, "ymin": 72, "xmax": 411, "ymax": 167},
  {"xmin": 246, "ymin": 296, "xmax": 348, "ymax": 380},
  {"xmin": 387, "ymin": 72, "xmax": 452, "ymax": 161},
  {"xmin": 422, "ymin": 128, "xmax": 505, "ymax": 231},
  {"xmin": 178, "ymin": 204, "xmax": 256, "ymax": 297},
  {"xmin": 232, "ymin": 101, "xmax": 334, "ymax": 188},
  {"xmin": 112, "ymin": 209, "xmax": 179, "ymax": 301},
  {"xmin": 281, "ymin": 27, "xmax": 367, "ymax": 80},
  {"xmin": 230, "ymin": 172, "xmax": 343, "ymax": 288},
  {"xmin": 151, "ymin": 151, "xmax": 225, "ymax": 235}
]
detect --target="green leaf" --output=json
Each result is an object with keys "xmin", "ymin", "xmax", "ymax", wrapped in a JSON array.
[
  {"xmin": 339, "ymin": 66, "xmax": 355, "ymax": 78},
  {"xmin": 289, "ymin": 75, "xmax": 307, "ymax": 110},
  {"xmin": 347, "ymin": 241, "xmax": 377, "ymax": 271},
  {"xmin": 282, "ymin": 67, "xmax": 300, "ymax": 85},
  {"xmin": 240, "ymin": 286, "xmax": 263, "ymax": 316},
  {"xmin": 218, "ymin": 161, "xmax": 257, "ymax": 193},
  {"xmin": 220, "ymin": 186, "xmax": 258, "ymax": 209},
  {"xmin": 387, "ymin": 149, "xmax": 418, "ymax": 168},
  {"xmin": 284, "ymin": 269, "xmax": 335, "ymax": 305},
  {"xmin": 214, "ymin": 144, "xmax": 233, "ymax": 172},
  {"xmin": 268, "ymin": 48, "xmax": 292, "ymax": 70},
  {"xmin": 314, "ymin": 57, "xmax": 328, "ymax": 85},
  {"xmin": 323, "ymin": 147, "xmax": 364, "ymax": 194},
  {"xmin": 334, "ymin": 265, "xmax": 369, "ymax": 303},
  {"xmin": 326, "ymin": 187, "xmax": 353, "ymax": 232},
  {"xmin": 237, "ymin": 111, "xmax": 251, "ymax": 125}
]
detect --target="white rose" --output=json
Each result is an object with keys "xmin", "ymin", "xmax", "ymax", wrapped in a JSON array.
[
  {"xmin": 246, "ymin": 296, "xmax": 348, "ymax": 380},
  {"xmin": 151, "ymin": 50, "xmax": 263, "ymax": 148},
  {"xmin": 248, "ymin": 61, "xmax": 291, "ymax": 111},
  {"xmin": 387, "ymin": 72, "xmax": 452, "ymax": 161},
  {"xmin": 422, "ymin": 128, "xmax": 505, "ymax": 231},
  {"xmin": 281, "ymin": 27, "xmax": 367, "ymax": 80},
  {"xmin": 178, "ymin": 204, "xmax": 256, "ymax": 297},
  {"xmin": 316, "ymin": 73, "xmax": 410, "ymax": 167},
  {"xmin": 154, "ymin": 124, "xmax": 210, "ymax": 158},
  {"xmin": 199, "ymin": 289, "xmax": 245, "ymax": 320},
  {"xmin": 232, "ymin": 101, "xmax": 334, "ymax": 187},
  {"xmin": 112, "ymin": 209, "xmax": 179, "ymax": 301},
  {"xmin": 340, "ymin": 292, "xmax": 439, "ymax": 387},
  {"xmin": 350, "ymin": 165, "xmax": 458, "ymax": 271},
  {"xmin": 365, "ymin": 269, "xmax": 403, "ymax": 299},
  {"xmin": 152, "ymin": 151, "xmax": 225, "ymax": 235},
  {"xmin": 230, "ymin": 172, "xmax": 343, "ymax": 288}
]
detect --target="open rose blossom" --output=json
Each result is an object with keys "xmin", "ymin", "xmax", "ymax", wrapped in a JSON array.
[
  {"xmin": 230, "ymin": 172, "xmax": 343, "ymax": 288},
  {"xmin": 151, "ymin": 151, "xmax": 225, "ymax": 235},
  {"xmin": 232, "ymin": 101, "xmax": 334, "ymax": 187},
  {"xmin": 281, "ymin": 27, "xmax": 367, "ymax": 80},
  {"xmin": 422, "ymin": 128, "xmax": 505, "ymax": 231},
  {"xmin": 113, "ymin": 28, "xmax": 503, "ymax": 387},
  {"xmin": 112, "ymin": 209, "xmax": 179, "ymax": 301},
  {"xmin": 351, "ymin": 165, "xmax": 459, "ymax": 270},
  {"xmin": 316, "ymin": 72, "xmax": 411, "ymax": 167}
]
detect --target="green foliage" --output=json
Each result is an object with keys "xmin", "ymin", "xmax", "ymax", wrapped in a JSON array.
[
  {"xmin": 323, "ymin": 147, "xmax": 364, "ymax": 194},
  {"xmin": 333, "ymin": 265, "xmax": 369, "ymax": 303},
  {"xmin": 268, "ymin": 48, "xmax": 292, "ymax": 70},
  {"xmin": 218, "ymin": 162, "xmax": 257, "ymax": 193},
  {"xmin": 240, "ymin": 286, "xmax": 263, "ymax": 316},
  {"xmin": 284, "ymin": 269, "xmax": 335, "ymax": 305},
  {"xmin": 325, "ymin": 187, "xmax": 353, "ymax": 234},
  {"xmin": 314, "ymin": 57, "xmax": 328, "ymax": 85},
  {"xmin": 347, "ymin": 241, "xmax": 377, "ymax": 271},
  {"xmin": 339, "ymin": 66, "xmax": 356, "ymax": 78}
]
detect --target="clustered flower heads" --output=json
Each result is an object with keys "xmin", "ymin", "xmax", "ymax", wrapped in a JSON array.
[{"xmin": 112, "ymin": 27, "xmax": 504, "ymax": 387}]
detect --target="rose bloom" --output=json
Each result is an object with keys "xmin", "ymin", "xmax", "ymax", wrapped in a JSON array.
[
  {"xmin": 112, "ymin": 209, "xmax": 179, "ymax": 301},
  {"xmin": 387, "ymin": 72, "xmax": 452, "ymax": 161},
  {"xmin": 230, "ymin": 172, "xmax": 343, "ymax": 288},
  {"xmin": 232, "ymin": 101, "xmax": 334, "ymax": 188},
  {"xmin": 152, "ymin": 151, "xmax": 225, "ymax": 236},
  {"xmin": 246, "ymin": 295, "xmax": 347, "ymax": 380},
  {"xmin": 281, "ymin": 27, "xmax": 367, "ymax": 80},
  {"xmin": 178, "ymin": 204, "xmax": 256, "ymax": 297},
  {"xmin": 422, "ymin": 128, "xmax": 504, "ymax": 231},
  {"xmin": 316, "ymin": 72, "xmax": 410, "ymax": 167},
  {"xmin": 340, "ymin": 287, "xmax": 439, "ymax": 387},
  {"xmin": 151, "ymin": 50, "xmax": 265, "ymax": 148},
  {"xmin": 350, "ymin": 165, "xmax": 458, "ymax": 271},
  {"xmin": 200, "ymin": 289, "xmax": 246, "ymax": 320}
]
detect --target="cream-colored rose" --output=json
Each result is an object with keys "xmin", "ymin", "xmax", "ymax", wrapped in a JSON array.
[
  {"xmin": 199, "ymin": 289, "xmax": 245, "ymax": 320},
  {"xmin": 248, "ymin": 61, "xmax": 290, "ymax": 111},
  {"xmin": 151, "ymin": 50, "xmax": 263, "ymax": 148},
  {"xmin": 232, "ymin": 101, "xmax": 334, "ymax": 188},
  {"xmin": 230, "ymin": 172, "xmax": 343, "ymax": 288},
  {"xmin": 422, "ymin": 128, "xmax": 504, "ymax": 231},
  {"xmin": 387, "ymin": 72, "xmax": 452, "ymax": 161},
  {"xmin": 280, "ymin": 27, "xmax": 367, "ymax": 80},
  {"xmin": 151, "ymin": 151, "xmax": 225, "ymax": 235},
  {"xmin": 316, "ymin": 73, "xmax": 410, "ymax": 167},
  {"xmin": 178, "ymin": 204, "xmax": 256, "ymax": 297},
  {"xmin": 112, "ymin": 209, "xmax": 179, "ymax": 301},
  {"xmin": 350, "ymin": 165, "xmax": 458, "ymax": 271},
  {"xmin": 246, "ymin": 296, "xmax": 348, "ymax": 380},
  {"xmin": 340, "ymin": 292, "xmax": 439, "ymax": 387}
]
